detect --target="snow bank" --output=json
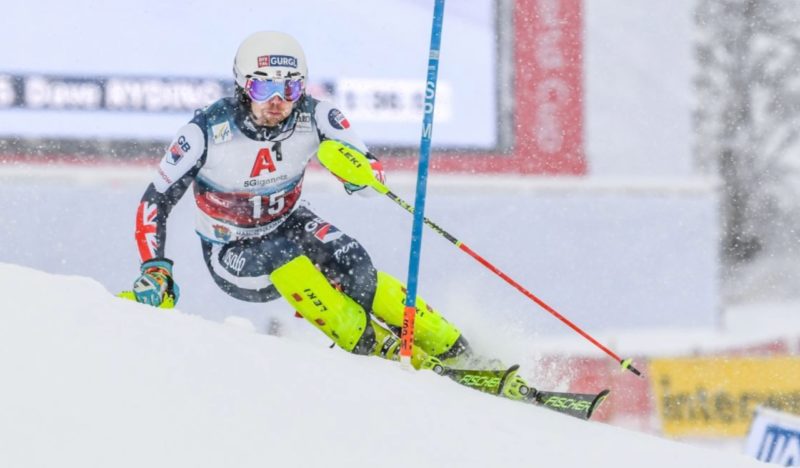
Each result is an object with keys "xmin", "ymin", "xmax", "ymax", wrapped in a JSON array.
[{"xmin": 0, "ymin": 263, "xmax": 762, "ymax": 467}]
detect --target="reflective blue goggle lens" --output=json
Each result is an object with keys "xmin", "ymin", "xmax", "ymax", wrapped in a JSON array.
[{"xmin": 245, "ymin": 78, "xmax": 304, "ymax": 102}]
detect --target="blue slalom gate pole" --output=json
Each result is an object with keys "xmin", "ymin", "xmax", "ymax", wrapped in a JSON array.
[{"xmin": 400, "ymin": 0, "xmax": 446, "ymax": 363}]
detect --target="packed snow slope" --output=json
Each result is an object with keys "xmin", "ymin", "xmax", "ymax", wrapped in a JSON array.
[{"xmin": 0, "ymin": 264, "xmax": 763, "ymax": 468}]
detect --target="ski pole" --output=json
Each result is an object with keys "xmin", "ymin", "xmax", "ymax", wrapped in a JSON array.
[
  {"xmin": 400, "ymin": 0, "xmax": 446, "ymax": 365},
  {"xmin": 316, "ymin": 140, "xmax": 644, "ymax": 378}
]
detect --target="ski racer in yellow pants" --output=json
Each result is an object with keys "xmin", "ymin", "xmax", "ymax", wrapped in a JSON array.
[{"xmin": 127, "ymin": 31, "xmax": 529, "ymax": 399}]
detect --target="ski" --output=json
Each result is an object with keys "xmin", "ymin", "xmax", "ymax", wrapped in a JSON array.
[
  {"xmin": 525, "ymin": 388, "xmax": 610, "ymax": 420},
  {"xmin": 432, "ymin": 363, "xmax": 609, "ymax": 420},
  {"xmin": 432, "ymin": 363, "xmax": 518, "ymax": 397},
  {"xmin": 500, "ymin": 365, "xmax": 610, "ymax": 420}
]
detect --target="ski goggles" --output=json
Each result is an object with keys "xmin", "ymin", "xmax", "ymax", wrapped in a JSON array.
[{"xmin": 245, "ymin": 78, "xmax": 304, "ymax": 102}]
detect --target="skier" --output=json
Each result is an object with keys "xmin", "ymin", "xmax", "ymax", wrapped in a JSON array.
[{"xmin": 128, "ymin": 30, "xmax": 528, "ymax": 398}]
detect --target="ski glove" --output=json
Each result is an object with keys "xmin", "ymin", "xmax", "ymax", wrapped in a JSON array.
[
  {"xmin": 132, "ymin": 258, "xmax": 180, "ymax": 308},
  {"xmin": 342, "ymin": 153, "xmax": 385, "ymax": 195}
]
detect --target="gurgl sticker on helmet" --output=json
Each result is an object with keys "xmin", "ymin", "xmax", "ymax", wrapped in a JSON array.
[
  {"xmin": 257, "ymin": 55, "xmax": 298, "ymax": 68},
  {"xmin": 234, "ymin": 32, "xmax": 308, "ymax": 87},
  {"xmin": 328, "ymin": 109, "xmax": 350, "ymax": 130}
]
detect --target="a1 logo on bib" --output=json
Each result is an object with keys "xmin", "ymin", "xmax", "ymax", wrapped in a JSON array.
[
  {"xmin": 328, "ymin": 109, "xmax": 350, "ymax": 130},
  {"xmin": 250, "ymin": 148, "xmax": 277, "ymax": 177}
]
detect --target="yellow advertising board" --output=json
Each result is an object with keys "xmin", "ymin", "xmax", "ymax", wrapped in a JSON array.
[{"xmin": 649, "ymin": 356, "xmax": 800, "ymax": 437}]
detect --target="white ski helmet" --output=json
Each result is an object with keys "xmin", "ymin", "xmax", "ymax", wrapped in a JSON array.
[{"xmin": 233, "ymin": 31, "xmax": 308, "ymax": 88}]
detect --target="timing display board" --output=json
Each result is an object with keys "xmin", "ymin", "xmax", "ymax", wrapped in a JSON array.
[{"xmin": 0, "ymin": 0, "xmax": 496, "ymax": 149}]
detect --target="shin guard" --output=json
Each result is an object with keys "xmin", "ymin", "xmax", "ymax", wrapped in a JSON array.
[
  {"xmin": 270, "ymin": 257, "xmax": 436, "ymax": 369},
  {"xmin": 270, "ymin": 255, "xmax": 369, "ymax": 353},
  {"xmin": 371, "ymin": 271, "xmax": 468, "ymax": 360}
]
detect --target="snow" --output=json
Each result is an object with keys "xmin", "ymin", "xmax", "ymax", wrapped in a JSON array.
[{"xmin": 0, "ymin": 263, "xmax": 765, "ymax": 467}]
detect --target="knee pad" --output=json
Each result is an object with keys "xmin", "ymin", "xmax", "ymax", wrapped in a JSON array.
[
  {"xmin": 371, "ymin": 271, "xmax": 466, "ymax": 359},
  {"xmin": 270, "ymin": 255, "xmax": 369, "ymax": 353}
]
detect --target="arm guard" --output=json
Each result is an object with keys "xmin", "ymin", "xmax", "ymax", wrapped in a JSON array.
[
  {"xmin": 135, "ymin": 176, "xmax": 194, "ymax": 261},
  {"xmin": 135, "ymin": 116, "xmax": 208, "ymax": 261}
]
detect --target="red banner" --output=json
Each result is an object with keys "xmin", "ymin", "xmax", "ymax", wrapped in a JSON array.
[{"xmin": 515, "ymin": 0, "xmax": 585, "ymax": 173}]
